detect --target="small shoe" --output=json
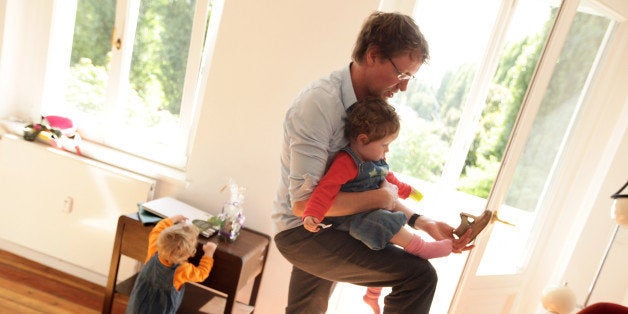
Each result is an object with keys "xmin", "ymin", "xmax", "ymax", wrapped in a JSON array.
[{"xmin": 453, "ymin": 210, "xmax": 493, "ymax": 241}]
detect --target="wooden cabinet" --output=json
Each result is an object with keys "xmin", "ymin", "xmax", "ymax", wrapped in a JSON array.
[{"xmin": 102, "ymin": 213, "xmax": 270, "ymax": 314}]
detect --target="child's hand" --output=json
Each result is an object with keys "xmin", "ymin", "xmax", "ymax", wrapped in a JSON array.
[
  {"xmin": 202, "ymin": 242, "xmax": 217, "ymax": 257},
  {"xmin": 170, "ymin": 215, "xmax": 188, "ymax": 224},
  {"xmin": 303, "ymin": 216, "xmax": 321, "ymax": 233}
]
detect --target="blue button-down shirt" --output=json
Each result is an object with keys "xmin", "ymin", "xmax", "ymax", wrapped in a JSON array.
[{"xmin": 272, "ymin": 65, "xmax": 357, "ymax": 234}]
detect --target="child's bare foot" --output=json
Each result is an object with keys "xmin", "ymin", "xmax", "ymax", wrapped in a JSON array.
[
  {"xmin": 363, "ymin": 295, "xmax": 380, "ymax": 314},
  {"xmin": 363, "ymin": 287, "xmax": 382, "ymax": 314}
]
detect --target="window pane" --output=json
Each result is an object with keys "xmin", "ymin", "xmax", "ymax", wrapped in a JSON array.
[
  {"xmin": 388, "ymin": 0, "xmax": 501, "ymax": 183},
  {"xmin": 385, "ymin": 1, "xmax": 503, "ymax": 312},
  {"xmin": 63, "ymin": 0, "xmax": 115, "ymax": 118},
  {"xmin": 129, "ymin": 0, "xmax": 195, "ymax": 118},
  {"xmin": 457, "ymin": 1, "xmax": 556, "ymax": 199},
  {"xmin": 477, "ymin": 2, "xmax": 613, "ymax": 275},
  {"xmin": 57, "ymin": 0, "xmax": 211, "ymax": 168},
  {"xmin": 105, "ymin": 0, "xmax": 200, "ymax": 166}
]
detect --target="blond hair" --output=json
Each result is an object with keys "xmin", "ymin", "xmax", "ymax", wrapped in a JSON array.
[{"xmin": 156, "ymin": 223, "xmax": 199, "ymax": 264}]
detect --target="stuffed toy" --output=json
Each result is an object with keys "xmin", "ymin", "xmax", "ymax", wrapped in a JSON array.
[{"xmin": 23, "ymin": 115, "xmax": 82, "ymax": 155}]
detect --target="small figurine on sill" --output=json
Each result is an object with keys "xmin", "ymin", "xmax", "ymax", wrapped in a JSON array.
[{"xmin": 22, "ymin": 115, "xmax": 82, "ymax": 155}]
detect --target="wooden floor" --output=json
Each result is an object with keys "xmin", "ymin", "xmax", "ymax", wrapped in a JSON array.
[{"xmin": 0, "ymin": 249, "xmax": 128, "ymax": 314}]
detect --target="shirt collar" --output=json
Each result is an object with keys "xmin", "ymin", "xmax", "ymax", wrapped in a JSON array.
[{"xmin": 340, "ymin": 63, "xmax": 358, "ymax": 112}]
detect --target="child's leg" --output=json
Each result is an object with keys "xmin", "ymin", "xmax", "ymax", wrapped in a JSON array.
[
  {"xmin": 346, "ymin": 209, "xmax": 451, "ymax": 258},
  {"xmin": 390, "ymin": 228, "xmax": 452, "ymax": 259},
  {"xmin": 363, "ymin": 286, "xmax": 382, "ymax": 314}
]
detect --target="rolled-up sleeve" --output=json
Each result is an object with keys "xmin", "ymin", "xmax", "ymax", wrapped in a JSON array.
[
  {"xmin": 272, "ymin": 66, "xmax": 356, "ymax": 234},
  {"xmin": 285, "ymin": 90, "xmax": 339, "ymax": 202}
]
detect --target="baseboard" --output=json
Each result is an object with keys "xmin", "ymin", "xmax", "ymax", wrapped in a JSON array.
[{"xmin": 0, "ymin": 237, "xmax": 107, "ymax": 286}]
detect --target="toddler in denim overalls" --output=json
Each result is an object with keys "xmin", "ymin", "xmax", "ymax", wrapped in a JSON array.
[{"xmin": 302, "ymin": 98, "xmax": 453, "ymax": 314}]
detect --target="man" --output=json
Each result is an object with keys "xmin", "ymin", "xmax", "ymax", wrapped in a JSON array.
[{"xmin": 272, "ymin": 11, "xmax": 472, "ymax": 314}]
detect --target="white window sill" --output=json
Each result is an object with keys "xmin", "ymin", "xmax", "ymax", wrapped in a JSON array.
[{"xmin": 0, "ymin": 119, "xmax": 188, "ymax": 186}]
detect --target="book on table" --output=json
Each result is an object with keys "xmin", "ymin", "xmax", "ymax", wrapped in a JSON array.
[
  {"xmin": 140, "ymin": 197, "xmax": 218, "ymax": 237},
  {"xmin": 137, "ymin": 204, "xmax": 163, "ymax": 225}
]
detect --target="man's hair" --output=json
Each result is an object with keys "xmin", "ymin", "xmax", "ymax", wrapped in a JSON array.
[
  {"xmin": 157, "ymin": 223, "xmax": 200, "ymax": 264},
  {"xmin": 345, "ymin": 97, "xmax": 400, "ymax": 144},
  {"xmin": 352, "ymin": 11, "xmax": 429, "ymax": 63}
]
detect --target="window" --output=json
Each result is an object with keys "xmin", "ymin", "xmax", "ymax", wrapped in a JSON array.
[{"xmin": 43, "ymin": 0, "xmax": 220, "ymax": 169}]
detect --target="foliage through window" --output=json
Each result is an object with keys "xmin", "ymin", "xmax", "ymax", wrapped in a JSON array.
[
  {"xmin": 386, "ymin": 0, "xmax": 555, "ymax": 205},
  {"xmin": 44, "ymin": 0, "xmax": 216, "ymax": 168},
  {"xmin": 387, "ymin": 0, "xmax": 611, "ymax": 213}
]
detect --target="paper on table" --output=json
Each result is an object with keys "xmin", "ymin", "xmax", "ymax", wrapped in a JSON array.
[{"xmin": 141, "ymin": 197, "xmax": 217, "ymax": 237}]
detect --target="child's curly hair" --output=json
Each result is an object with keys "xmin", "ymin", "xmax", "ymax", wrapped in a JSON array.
[
  {"xmin": 156, "ymin": 223, "xmax": 200, "ymax": 265},
  {"xmin": 345, "ymin": 97, "xmax": 400, "ymax": 144}
]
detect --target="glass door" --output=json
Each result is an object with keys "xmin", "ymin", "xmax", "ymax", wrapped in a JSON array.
[
  {"xmin": 328, "ymin": 0, "xmax": 625, "ymax": 312},
  {"xmin": 385, "ymin": 0, "xmax": 620, "ymax": 313},
  {"xmin": 387, "ymin": 0, "xmax": 562, "ymax": 311},
  {"xmin": 448, "ymin": 0, "xmax": 623, "ymax": 312}
]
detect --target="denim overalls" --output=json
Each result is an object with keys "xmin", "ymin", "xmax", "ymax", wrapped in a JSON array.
[
  {"xmin": 126, "ymin": 253, "xmax": 185, "ymax": 314},
  {"xmin": 325, "ymin": 147, "xmax": 407, "ymax": 250}
]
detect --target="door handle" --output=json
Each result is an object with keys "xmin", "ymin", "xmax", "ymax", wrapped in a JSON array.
[
  {"xmin": 491, "ymin": 211, "xmax": 516, "ymax": 226},
  {"xmin": 111, "ymin": 27, "xmax": 122, "ymax": 50}
]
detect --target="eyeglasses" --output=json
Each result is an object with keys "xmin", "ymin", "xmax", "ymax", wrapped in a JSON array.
[{"xmin": 387, "ymin": 58, "xmax": 415, "ymax": 81}]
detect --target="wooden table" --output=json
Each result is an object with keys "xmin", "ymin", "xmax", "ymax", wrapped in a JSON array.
[{"xmin": 102, "ymin": 213, "xmax": 270, "ymax": 314}]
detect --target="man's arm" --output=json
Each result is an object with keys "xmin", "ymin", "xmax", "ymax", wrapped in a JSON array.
[
  {"xmin": 293, "ymin": 180, "xmax": 399, "ymax": 217},
  {"xmin": 395, "ymin": 200, "xmax": 474, "ymax": 253}
]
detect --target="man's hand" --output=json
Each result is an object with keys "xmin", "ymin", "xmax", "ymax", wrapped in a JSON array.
[
  {"xmin": 452, "ymin": 229, "xmax": 474, "ymax": 253},
  {"xmin": 379, "ymin": 180, "xmax": 399, "ymax": 210}
]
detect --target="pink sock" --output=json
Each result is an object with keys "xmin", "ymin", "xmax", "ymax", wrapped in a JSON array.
[
  {"xmin": 363, "ymin": 286, "xmax": 382, "ymax": 314},
  {"xmin": 405, "ymin": 235, "xmax": 452, "ymax": 259}
]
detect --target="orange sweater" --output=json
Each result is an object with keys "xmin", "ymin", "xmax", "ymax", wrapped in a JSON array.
[{"xmin": 146, "ymin": 218, "xmax": 215, "ymax": 290}]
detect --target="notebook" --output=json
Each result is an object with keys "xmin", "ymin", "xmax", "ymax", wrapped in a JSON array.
[
  {"xmin": 137, "ymin": 203, "xmax": 163, "ymax": 225},
  {"xmin": 140, "ymin": 197, "xmax": 217, "ymax": 237}
]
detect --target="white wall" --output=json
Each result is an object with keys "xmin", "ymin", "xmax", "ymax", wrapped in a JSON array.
[
  {"xmin": 571, "ymin": 124, "xmax": 628, "ymax": 306},
  {"xmin": 179, "ymin": 1, "xmax": 379, "ymax": 312},
  {"xmin": 0, "ymin": 0, "xmax": 53, "ymax": 120}
]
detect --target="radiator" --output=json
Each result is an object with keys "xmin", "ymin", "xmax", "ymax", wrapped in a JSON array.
[{"xmin": 0, "ymin": 133, "xmax": 155, "ymax": 282}]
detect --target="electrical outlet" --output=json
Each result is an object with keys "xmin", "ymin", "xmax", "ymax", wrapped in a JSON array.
[{"xmin": 63, "ymin": 196, "xmax": 74, "ymax": 213}]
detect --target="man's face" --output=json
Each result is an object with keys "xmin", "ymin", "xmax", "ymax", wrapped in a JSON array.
[{"xmin": 369, "ymin": 53, "xmax": 422, "ymax": 99}]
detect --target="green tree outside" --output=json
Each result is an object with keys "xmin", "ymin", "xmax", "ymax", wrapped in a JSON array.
[
  {"xmin": 65, "ymin": 0, "xmax": 208, "ymax": 124},
  {"xmin": 389, "ymin": 9, "xmax": 609, "ymax": 211}
]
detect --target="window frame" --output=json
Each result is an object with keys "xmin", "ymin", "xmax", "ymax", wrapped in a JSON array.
[{"xmin": 41, "ymin": 0, "xmax": 220, "ymax": 170}]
